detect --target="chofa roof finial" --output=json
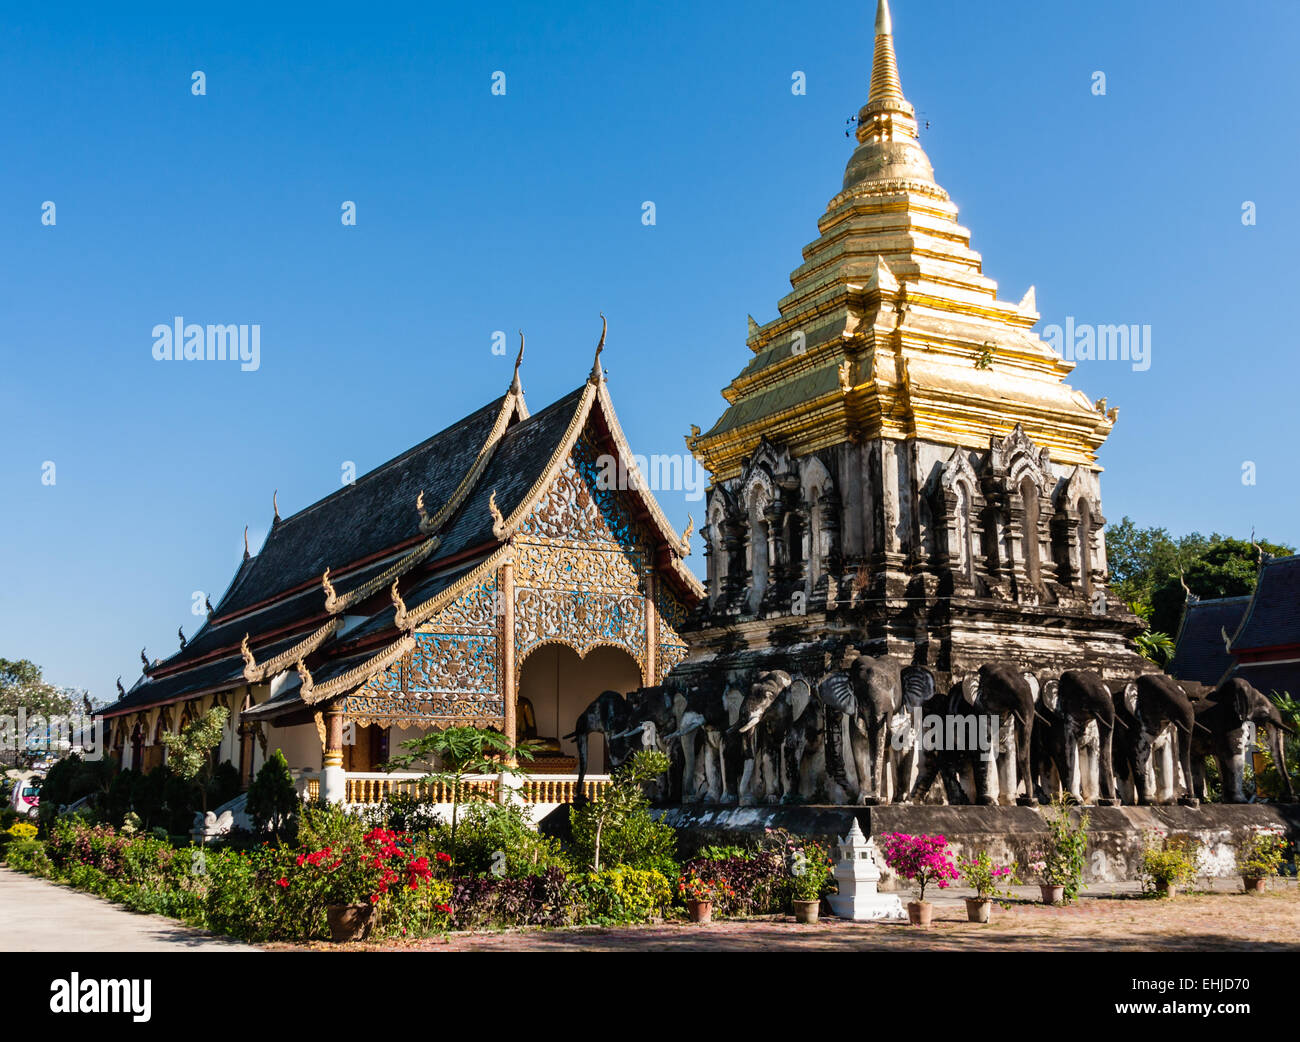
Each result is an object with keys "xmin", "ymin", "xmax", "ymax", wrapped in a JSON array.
[
  {"xmin": 589, "ymin": 312, "xmax": 607, "ymax": 382},
  {"xmin": 243, "ymin": 525, "xmax": 251, "ymax": 561},
  {"xmin": 273, "ymin": 489, "xmax": 281, "ymax": 524},
  {"xmin": 116, "ymin": 676, "xmax": 125, "ymax": 698},
  {"xmin": 177, "ymin": 626, "xmax": 187, "ymax": 650},
  {"xmin": 140, "ymin": 647, "xmax": 149, "ymax": 671},
  {"xmin": 511, "ymin": 330, "xmax": 525, "ymax": 393}
]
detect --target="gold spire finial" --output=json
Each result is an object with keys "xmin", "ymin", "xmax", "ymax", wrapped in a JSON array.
[{"xmin": 868, "ymin": 0, "xmax": 905, "ymax": 108}]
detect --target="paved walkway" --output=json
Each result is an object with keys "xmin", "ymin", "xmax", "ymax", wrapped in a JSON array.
[{"xmin": 0, "ymin": 868, "xmax": 258, "ymax": 951}]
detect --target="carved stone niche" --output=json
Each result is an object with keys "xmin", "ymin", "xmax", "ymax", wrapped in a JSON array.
[
  {"xmin": 1051, "ymin": 465, "xmax": 1105, "ymax": 604},
  {"xmin": 982, "ymin": 425, "xmax": 1056, "ymax": 604},
  {"xmin": 931, "ymin": 448, "xmax": 980, "ymax": 591}
]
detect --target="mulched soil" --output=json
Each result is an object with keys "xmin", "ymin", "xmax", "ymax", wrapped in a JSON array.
[{"xmin": 268, "ymin": 882, "xmax": 1300, "ymax": 952}]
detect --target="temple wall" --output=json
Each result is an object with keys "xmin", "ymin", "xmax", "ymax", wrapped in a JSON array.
[{"xmin": 267, "ymin": 722, "xmax": 321, "ymax": 773}]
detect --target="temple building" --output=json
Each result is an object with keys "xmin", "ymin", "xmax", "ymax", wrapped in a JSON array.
[
  {"xmin": 1170, "ymin": 555, "xmax": 1300, "ymax": 700},
  {"xmin": 680, "ymin": 0, "xmax": 1150, "ymax": 686},
  {"xmin": 100, "ymin": 337, "xmax": 702, "ymax": 803}
]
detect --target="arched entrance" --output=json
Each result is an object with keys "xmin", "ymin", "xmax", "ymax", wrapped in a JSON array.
[{"xmin": 517, "ymin": 644, "xmax": 643, "ymax": 773}]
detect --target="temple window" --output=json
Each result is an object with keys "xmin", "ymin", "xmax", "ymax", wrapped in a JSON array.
[
  {"xmin": 747, "ymin": 487, "xmax": 771, "ymax": 612},
  {"xmin": 1020, "ymin": 476, "xmax": 1040, "ymax": 586},
  {"xmin": 954, "ymin": 481, "xmax": 973, "ymax": 580},
  {"xmin": 1077, "ymin": 497, "xmax": 1092, "ymax": 598}
]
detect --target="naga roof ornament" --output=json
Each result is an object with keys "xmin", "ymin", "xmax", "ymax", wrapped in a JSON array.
[
  {"xmin": 177, "ymin": 626, "xmax": 187, "ymax": 651},
  {"xmin": 390, "ymin": 579, "xmax": 409, "ymax": 631}
]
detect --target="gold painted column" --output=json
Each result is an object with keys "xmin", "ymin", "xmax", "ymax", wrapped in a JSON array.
[
  {"xmin": 644, "ymin": 571, "xmax": 657, "ymax": 686},
  {"xmin": 500, "ymin": 553, "xmax": 517, "ymax": 766},
  {"xmin": 321, "ymin": 705, "xmax": 346, "ymax": 803}
]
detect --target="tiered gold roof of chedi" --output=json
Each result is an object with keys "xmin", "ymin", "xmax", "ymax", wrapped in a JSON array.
[{"xmin": 691, "ymin": 0, "xmax": 1116, "ymax": 482}]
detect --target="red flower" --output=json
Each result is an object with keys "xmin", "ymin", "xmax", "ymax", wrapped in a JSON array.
[
  {"xmin": 435, "ymin": 852, "xmax": 451, "ymax": 863},
  {"xmin": 276, "ymin": 877, "xmax": 288, "ymax": 888}
]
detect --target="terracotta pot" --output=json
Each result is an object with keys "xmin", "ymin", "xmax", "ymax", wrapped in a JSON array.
[
  {"xmin": 326, "ymin": 903, "xmax": 375, "ymax": 943},
  {"xmin": 964, "ymin": 897, "xmax": 992, "ymax": 923},
  {"xmin": 906, "ymin": 900, "xmax": 933, "ymax": 927},
  {"xmin": 1156, "ymin": 883, "xmax": 1178, "ymax": 898},
  {"xmin": 1039, "ymin": 885, "xmax": 1064, "ymax": 905},
  {"xmin": 793, "ymin": 899, "xmax": 820, "ymax": 924},
  {"xmin": 1243, "ymin": 876, "xmax": 1267, "ymax": 893},
  {"xmin": 687, "ymin": 899, "xmax": 713, "ymax": 924}
]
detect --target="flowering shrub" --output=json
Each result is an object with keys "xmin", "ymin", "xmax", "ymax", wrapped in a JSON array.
[
  {"xmin": 677, "ymin": 864, "xmax": 735, "ymax": 904},
  {"xmin": 5, "ymin": 822, "xmax": 37, "ymax": 842},
  {"xmin": 271, "ymin": 827, "xmax": 452, "ymax": 937},
  {"xmin": 789, "ymin": 840, "xmax": 836, "ymax": 902},
  {"xmin": 1138, "ymin": 829, "xmax": 1196, "ymax": 895},
  {"xmin": 677, "ymin": 849, "xmax": 789, "ymax": 917},
  {"xmin": 959, "ymin": 851, "xmax": 1017, "ymax": 906},
  {"xmin": 880, "ymin": 832, "xmax": 959, "ymax": 902},
  {"xmin": 1236, "ymin": 827, "xmax": 1286, "ymax": 878}
]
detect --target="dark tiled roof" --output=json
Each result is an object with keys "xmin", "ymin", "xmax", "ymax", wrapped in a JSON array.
[
  {"xmin": 1231, "ymin": 555, "xmax": 1300, "ymax": 653},
  {"xmin": 1233, "ymin": 661, "xmax": 1300, "ymax": 700},
  {"xmin": 435, "ymin": 385, "xmax": 587, "ymax": 558},
  {"xmin": 1167, "ymin": 596, "xmax": 1250, "ymax": 686},
  {"xmin": 216, "ymin": 395, "xmax": 509, "ymax": 616},
  {"xmin": 103, "ymin": 633, "xmax": 305, "ymax": 716},
  {"xmin": 102, "ymin": 386, "xmax": 591, "ymax": 718}
]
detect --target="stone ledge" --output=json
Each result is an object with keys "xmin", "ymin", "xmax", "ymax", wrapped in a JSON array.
[{"xmin": 648, "ymin": 803, "xmax": 1300, "ymax": 883}]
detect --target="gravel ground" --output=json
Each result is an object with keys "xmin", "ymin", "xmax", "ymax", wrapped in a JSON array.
[{"xmin": 270, "ymin": 878, "xmax": 1300, "ymax": 952}]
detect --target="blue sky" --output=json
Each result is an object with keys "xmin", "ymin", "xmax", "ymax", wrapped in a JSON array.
[{"xmin": 2, "ymin": 0, "xmax": 1298, "ymax": 700}]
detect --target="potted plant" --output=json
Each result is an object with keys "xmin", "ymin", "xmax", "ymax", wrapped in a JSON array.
[
  {"xmin": 880, "ymin": 832, "xmax": 958, "ymax": 927},
  {"xmin": 959, "ymin": 851, "xmax": 1017, "ymax": 922},
  {"xmin": 789, "ymin": 840, "xmax": 835, "ymax": 924},
  {"xmin": 288, "ymin": 826, "xmax": 441, "ymax": 942},
  {"xmin": 1138, "ymin": 828, "xmax": 1196, "ymax": 897},
  {"xmin": 1236, "ymin": 827, "xmax": 1286, "ymax": 893},
  {"xmin": 1029, "ymin": 797, "xmax": 1090, "ymax": 904},
  {"xmin": 677, "ymin": 867, "xmax": 732, "ymax": 924}
]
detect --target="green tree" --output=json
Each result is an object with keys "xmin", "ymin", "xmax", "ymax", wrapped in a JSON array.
[
  {"xmin": 569, "ymin": 750, "xmax": 674, "ymax": 873},
  {"xmin": 246, "ymin": 749, "xmax": 298, "ymax": 840},
  {"xmin": 1105, "ymin": 519, "xmax": 1292, "ymax": 637},
  {"xmin": 1134, "ymin": 630, "xmax": 1176, "ymax": 667},
  {"xmin": 160, "ymin": 707, "xmax": 228, "ymax": 817},
  {"xmin": 0, "ymin": 659, "xmax": 78, "ymax": 768},
  {"xmin": 383, "ymin": 725, "xmax": 533, "ymax": 858}
]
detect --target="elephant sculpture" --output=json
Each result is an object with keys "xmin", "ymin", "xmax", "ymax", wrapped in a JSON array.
[
  {"xmin": 1112, "ymin": 674, "xmax": 1199, "ymax": 806},
  {"xmin": 816, "ymin": 654, "xmax": 934, "ymax": 805},
  {"xmin": 956, "ymin": 663, "xmax": 1039, "ymax": 806},
  {"xmin": 661, "ymin": 685, "xmax": 745, "ymax": 803},
  {"xmin": 1033, "ymin": 670, "xmax": 1118, "ymax": 805},
  {"xmin": 730, "ymin": 670, "xmax": 794, "ymax": 804},
  {"xmin": 1190, "ymin": 677, "xmax": 1295, "ymax": 803},
  {"xmin": 564, "ymin": 690, "xmax": 634, "ymax": 803},
  {"xmin": 611, "ymin": 685, "xmax": 684, "ymax": 802},
  {"xmin": 904, "ymin": 681, "xmax": 990, "ymax": 805}
]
